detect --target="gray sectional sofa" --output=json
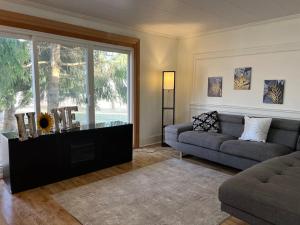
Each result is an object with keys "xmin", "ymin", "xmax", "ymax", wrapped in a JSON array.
[
  {"xmin": 165, "ymin": 113, "xmax": 300, "ymax": 225},
  {"xmin": 165, "ymin": 113, "xmax": 300, "ymax": 170},
  {"xmin": 219, "ymin": 151, "xmax": 300, "ymax": 225}
]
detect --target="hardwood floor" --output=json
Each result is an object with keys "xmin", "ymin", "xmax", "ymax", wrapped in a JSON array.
[{"xmin": 0, "ymin": 147, "xmax": 248, "ymax": 225}]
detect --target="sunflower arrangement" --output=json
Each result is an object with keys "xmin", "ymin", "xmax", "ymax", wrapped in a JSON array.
[{"xmin": 37, "ymin": 112, "xmax": 54, "ymax": 134}]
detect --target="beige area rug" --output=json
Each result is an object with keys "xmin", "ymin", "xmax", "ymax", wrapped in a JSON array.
[{"xmin": 53, "ymin": 159, "xmax": 231, "ymax": 225}]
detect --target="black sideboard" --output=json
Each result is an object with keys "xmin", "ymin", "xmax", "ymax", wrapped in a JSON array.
[{"xmin": 0, "ymin": 122, "xmax": 133, "ymax": 193}]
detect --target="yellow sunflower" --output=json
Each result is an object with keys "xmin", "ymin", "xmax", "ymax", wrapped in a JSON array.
[{"xmin": 37, "ymin": 112, "xmax": 54, "ymax": 134}]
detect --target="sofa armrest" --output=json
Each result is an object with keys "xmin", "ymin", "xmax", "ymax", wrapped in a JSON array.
[
  {"xmin": 297, "ymin": 136, "xmax": 300, "ymax": 151},
  {"xmin": 164, "ymin": 123, "xmax": 193, "ymax": 142}
]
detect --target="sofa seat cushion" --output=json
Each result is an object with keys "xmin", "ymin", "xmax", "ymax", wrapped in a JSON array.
[
  {"xmin": 219, "ymin": 151, "xmax": 300, "ymax": 225},
  {"xmin": 220, "ymin": 140, "xmax": 292, "ymax": 162},
  {"xmin": 178, "ymin": 131, "xmax": 236, "ymax": 151}
]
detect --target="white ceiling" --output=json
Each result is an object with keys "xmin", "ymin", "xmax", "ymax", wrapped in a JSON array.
[{"xmin": 10, "ymin": 0, "xmax": 300, "ymax": 37}]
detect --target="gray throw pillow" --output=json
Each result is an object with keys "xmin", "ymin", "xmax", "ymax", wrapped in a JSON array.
[{"xmin": 192, "ymin": 111, "xmax": 220, "ymax": 133}]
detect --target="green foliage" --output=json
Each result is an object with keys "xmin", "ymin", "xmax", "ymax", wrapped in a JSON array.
[
  {"xmin": 0, "ymin": 38, "xmax": 32, "ymax": 111},
  {"xmin": 94, "ymin": 50, "xmax": 128, "ymax": 104},
  {"xmin": 37, "ymin": 41, "xmax": 51, "ymax": 101},
  {"xmin": 113, "ymin": 55, "xmax": 128, "ymax": 104}
]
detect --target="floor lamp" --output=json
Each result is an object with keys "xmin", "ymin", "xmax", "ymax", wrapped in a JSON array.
[{"xmin": 162, "ymin": 71, "xmax": 175, "ymax": 146}]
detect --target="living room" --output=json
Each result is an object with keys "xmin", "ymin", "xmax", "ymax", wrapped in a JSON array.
[{"xmin": 0, "ymin": 0, "xmax": 299, "ymax": 225}]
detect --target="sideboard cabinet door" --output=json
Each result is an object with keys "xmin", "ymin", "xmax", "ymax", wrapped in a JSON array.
[
  {"xmin": 101, "ymin": 125, "xmax": 133, "ymax": 167},
  {"xmin": 60, "ymin": 130, "xmax": 99, "ymax": 177},
  {"xmin": 9, "ymin": 135, "xmax": 61, "ymax": 193}
]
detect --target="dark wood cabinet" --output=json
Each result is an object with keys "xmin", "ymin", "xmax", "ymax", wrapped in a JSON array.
[{"xmin": 0, "ymin": 123, "xmax": 133, "ymax": 193}]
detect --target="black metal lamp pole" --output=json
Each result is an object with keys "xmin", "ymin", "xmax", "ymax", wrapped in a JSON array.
[{"xmin": 162, "ymin": 71, "xmax": 175, "ymax": 146}]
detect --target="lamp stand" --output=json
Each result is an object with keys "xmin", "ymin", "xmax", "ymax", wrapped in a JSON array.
[{"xmin": 161, "ymin": 71, "xmax": 175, "ymax": 146}]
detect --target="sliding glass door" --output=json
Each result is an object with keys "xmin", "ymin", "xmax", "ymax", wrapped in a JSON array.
[{"xmin": 93, "ymin": 49, "xmax": 130, "ymax": 123}]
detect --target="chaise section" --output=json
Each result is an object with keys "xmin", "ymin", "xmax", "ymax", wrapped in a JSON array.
[
  {"xmin": 219, "ymin": 151, "xmax": 300, "ymax": 225},
  {"xmin": 164, "ymin": 122, "xmax": 193, "ymax": 142},
  {"xmin": 220, "ymin": 140, "xmax": 292, "ymax": 162},
  {"xmin": 178, "ymin": 131, "xmax": 236, "ymax": 151}
]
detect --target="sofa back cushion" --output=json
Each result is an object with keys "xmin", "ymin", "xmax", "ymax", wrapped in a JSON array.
[
  {"xmin": 267, "ymin": 118, "xmax": 300, "ymax": 150},
  {"xmin": 219, "ymin": 114, "xmax": 300, "ymax": 150},
  {"xmin": 219, "ymin": 114, "xmax": 244, "ymax": 138}
]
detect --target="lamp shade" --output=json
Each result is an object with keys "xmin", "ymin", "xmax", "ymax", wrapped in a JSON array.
[{"xmin": 163, "ymin": 71, "xmax": 175, "ymax": 90}]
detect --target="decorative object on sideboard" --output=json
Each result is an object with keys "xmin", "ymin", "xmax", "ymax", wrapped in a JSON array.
[
  {"xmin": 263, "ymin": 80, "xmax": 285, "ymax": 104},
  {"xmin": 14, "ymin": 106, "xmax": 80, "ymax": 141},
  {"xmin": 234, "ymin": 67, "xmax": 252, "ymax": 90},
  {"xmin": 15, "ymin": 112, "xmax": 38, "ymax": 141},
  {"xmin": 65, "ymin": 106, "xmax": 81, "ymax": 129},
  {"xmin": 15, "ymin": 113, "xmax": 28, "ymax": 141},
  {"xmin": 208, "ymin": 77, "xmax": 222, "ymax": 97},
  {"xmin": 162, "ymin": 71, "xmax": 176, "ymax": 146},
  {"xmin": 51, "ymin": 106, "xmax": 80, "ymax": 132},
  {"xmin": 52, "ymin": 107, "xmax": 67, "ymax": 132},
  {"xmin": 37, "ymin": 112, "xmax": 54, "ymax": 134},
  {"xmin": 26, "ymin": 112, "xmax": 38, "ymax": 138}
]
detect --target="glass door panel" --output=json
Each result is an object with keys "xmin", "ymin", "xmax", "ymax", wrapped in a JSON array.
[
  {"xmin": 0, "ymin": 37, "xmax": 34, "ymax": 132},
  {"xmin": 93, "ymin": 50, "xmax": 129, "ymax": 123},
  {"xmin": 37, "ymin": 41, "xmax": 88, "ymax": 124}
]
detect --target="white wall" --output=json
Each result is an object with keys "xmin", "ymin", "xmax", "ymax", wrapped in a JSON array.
[
  {"xmin": 0, "ymin": 1, "xmax": 178, "ymax": 146},
  {"xmin": 177, "ymin": 17, "xmax": 300, "ymax": 122}
]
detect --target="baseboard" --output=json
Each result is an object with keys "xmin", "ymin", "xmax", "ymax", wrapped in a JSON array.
[
  {"xmin": 139, "ymin": 142, "xmax": 162, "ymax": 148},
  {"xmin": 140, "ymin": 134, "xmax": 161, "ymax": 147}
]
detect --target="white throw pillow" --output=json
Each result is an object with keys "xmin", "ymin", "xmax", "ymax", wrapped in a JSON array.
[{"xmin": 239, "ymin": 116, "xmax": 272, "ymax": 142}]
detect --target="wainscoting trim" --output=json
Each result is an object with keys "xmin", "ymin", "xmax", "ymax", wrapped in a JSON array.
[{"xmin": 190, "ymin": 103, "xmax": 300, "ymax": 120}]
